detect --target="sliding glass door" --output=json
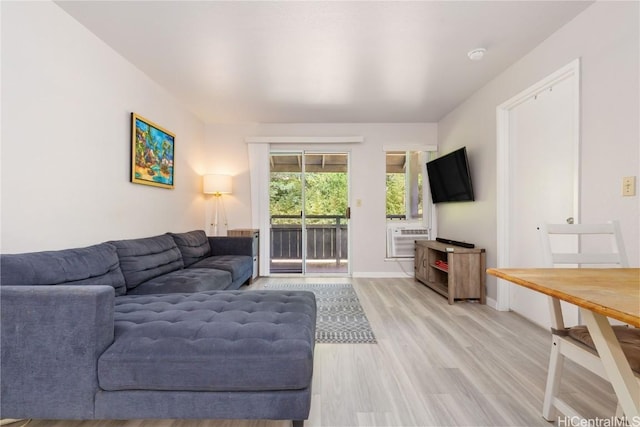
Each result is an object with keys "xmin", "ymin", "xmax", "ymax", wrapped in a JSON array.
[
  {"xmin": 269, "ymin": 151, "xmax": 349, "ymax": 275},
  {"xmin": 269, "ymin": 152, "xmax": 304, "ymax": 273}
]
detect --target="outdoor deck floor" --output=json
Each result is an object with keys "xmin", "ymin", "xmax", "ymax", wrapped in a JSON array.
[{"xmin": 270, "ymin": 259, "xmax": 349, "ymax": 274}]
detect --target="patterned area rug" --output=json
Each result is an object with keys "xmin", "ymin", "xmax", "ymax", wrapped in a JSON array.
[{"xmin": 265, "ymin": 283, "xmax": 377, "ymax": 344}]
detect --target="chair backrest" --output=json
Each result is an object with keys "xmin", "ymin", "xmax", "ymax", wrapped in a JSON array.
[{"xmin": 539, "ymin": 220, "xmax": 629, "ymax": 268}]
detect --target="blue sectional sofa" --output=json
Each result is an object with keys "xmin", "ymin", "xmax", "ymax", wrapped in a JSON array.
[
  {"xmin": 0, "ymin": 230, "xmax": 317, "ymax": 426},
  {"xmin": 110, "ymin": 230, "xmax": 254, "ymax": 293}
]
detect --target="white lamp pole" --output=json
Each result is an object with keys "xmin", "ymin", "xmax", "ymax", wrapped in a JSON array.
[{"xmin": 203, "ymin": 174, "xmax": 232, "ymax": 236}]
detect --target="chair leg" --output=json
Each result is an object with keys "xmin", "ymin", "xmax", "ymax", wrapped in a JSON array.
[
  {"xmin": 542, "ymin": 336, "xmax": 565, "ymax": 421},
  {"xmin": 292, "ymin": 420, "xmax": 305, "ymax": 427}
]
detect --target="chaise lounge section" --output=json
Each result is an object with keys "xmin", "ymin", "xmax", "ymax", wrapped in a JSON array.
[{"xmin": 0, "ymin": 230, "xmax": 317, "ymax": 425}]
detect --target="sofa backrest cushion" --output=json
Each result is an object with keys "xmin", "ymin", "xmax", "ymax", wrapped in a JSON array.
[
  {"xmin": 0, "ymin": 243, "xmax": 127, "ymax": 296},
  {"xmin": 168, "ymin": 230, "xmax": 211, "ymax": 267},
  {"xmin": 108, "ymin": 234, "xmax": 184, "ymax": 290}
]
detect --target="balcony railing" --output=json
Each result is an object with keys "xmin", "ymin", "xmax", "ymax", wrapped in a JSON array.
[
  {"xmin": 270, "ymin": 215, "xmax": 348, "ymax": 271},
  {"xmin": 269, "ymin": 214, "xmax": 409, "ymax": 273}
]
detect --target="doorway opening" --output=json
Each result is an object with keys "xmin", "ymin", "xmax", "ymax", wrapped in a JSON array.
[{"xmin": 269, "ymin": 151, "xmax": 350, "ymax": 275}]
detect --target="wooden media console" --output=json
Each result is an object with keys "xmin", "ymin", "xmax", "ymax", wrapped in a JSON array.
[{"xmin": 414, "ymin": 240, "xmax": 486, "ymax": 304}]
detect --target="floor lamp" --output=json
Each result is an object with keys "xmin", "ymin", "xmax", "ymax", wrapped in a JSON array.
[{"xmin": 203, "ymin": 174, "xmax": 232, "ymax": 236}]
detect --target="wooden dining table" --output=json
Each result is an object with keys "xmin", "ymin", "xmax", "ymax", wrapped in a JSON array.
[{"xmin": 487, "ymin": 268, "xmax": 640, "ymax": 419}]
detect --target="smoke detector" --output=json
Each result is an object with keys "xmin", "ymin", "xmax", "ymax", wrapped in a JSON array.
[{"xmin": 467, "ymin": 48, "xmax": 486, "ymax": 61}]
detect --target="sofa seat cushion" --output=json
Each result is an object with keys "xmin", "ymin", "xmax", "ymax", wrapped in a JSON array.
[
  {"xmin": 169, "ymin": 230, "xmax": 211, "ymax": 267},
  {"xmin": 189, "ymin": 255, "xmax": 253, "ymax": 282},
  {"xmin": 125, "ymin": 268, "xmax": 232, "ymax": 295},
  {"xmin": 0, "ymin": 243, "xmax": 127, "ymax": 296},
  {"xmin": 108, "ymin": 234, "xmax": 184, "ymax": 291},
  {"xmin": 98, "ymin": 291, "xmax": 316, "ymax": 392}
]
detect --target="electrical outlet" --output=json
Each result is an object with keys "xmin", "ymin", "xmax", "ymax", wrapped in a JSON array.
[{"xmin": 623, "ymin": 176, "xmax": 636, "ymax": 196}]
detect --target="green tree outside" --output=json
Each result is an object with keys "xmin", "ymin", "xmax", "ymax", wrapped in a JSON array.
[
  {"xmin": 270, "ymin": 171, "xmax": 408, "ymax": 220},
  {"xmin": 270, "ymin": 172, "xmax": 348, "ymax": 223},
  {"xmin": 386, "ymin": 173, "xmax": 405, "ymax": 216}
]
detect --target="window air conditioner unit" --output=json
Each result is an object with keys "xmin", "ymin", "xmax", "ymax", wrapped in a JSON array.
[{"xmin": 387, "ymin": 225, "xmax": 429, "ymax": 258}]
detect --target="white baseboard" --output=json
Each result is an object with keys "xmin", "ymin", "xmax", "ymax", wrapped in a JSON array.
[{"xmin": 486, "ymin": 297, "xmax": 498, "ymax": 310}]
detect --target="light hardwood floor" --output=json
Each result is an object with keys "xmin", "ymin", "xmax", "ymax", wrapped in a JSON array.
[{"xmin": 17, "ymin": 277, "xmax": 617, "ymax": 427}]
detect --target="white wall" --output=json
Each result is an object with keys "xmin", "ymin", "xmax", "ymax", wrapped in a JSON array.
[
  {"xmin": 438, "ymin": 1, "xmax": 640, "ymax": 303},
  {"xmin": 1, "ymin": 1, "xmax": 207, "ymax": 253},
  {"xmin": 204, "ymin": 122, "xmax": 437, "ymax": 276}
]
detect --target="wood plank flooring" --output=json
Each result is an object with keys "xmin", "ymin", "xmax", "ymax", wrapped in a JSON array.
[{"xmin": 15, "ymin": 277, "xmax": 617, "ymax": 427}]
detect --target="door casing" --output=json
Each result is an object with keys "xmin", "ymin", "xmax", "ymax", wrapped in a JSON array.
[{"xmin": 495, "ymin": 59, "xmax": 581, "ymax": 312}]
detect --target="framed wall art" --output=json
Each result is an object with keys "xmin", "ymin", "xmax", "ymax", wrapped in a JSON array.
[{"xmin": 131, "ymin": 113, "xmax": 175, "ymax": 189}]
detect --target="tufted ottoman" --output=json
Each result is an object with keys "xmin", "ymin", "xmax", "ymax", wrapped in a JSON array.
[{"xmin": 95, "ymin": 290, "xmax": 316, "ymax": 424}]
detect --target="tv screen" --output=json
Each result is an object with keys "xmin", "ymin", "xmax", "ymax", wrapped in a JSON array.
[{"xmin": 426, "ymin": 147, "xmax": 474, "ymax": 203}]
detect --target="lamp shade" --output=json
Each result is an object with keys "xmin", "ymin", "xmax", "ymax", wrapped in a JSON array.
[{"xmin": 203, "ymin": 174, "xmax": 232, "ymax": 195}]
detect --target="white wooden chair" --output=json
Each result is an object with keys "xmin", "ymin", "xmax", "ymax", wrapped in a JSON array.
[{"xmin": 539, "ymin": 220, "xmax": 639, "ymax": 421}]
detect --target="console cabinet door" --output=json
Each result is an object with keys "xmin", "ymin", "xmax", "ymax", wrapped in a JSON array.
[{"xmin": 414, "ymin": 243, "xmax": 428, "ymax": 283}]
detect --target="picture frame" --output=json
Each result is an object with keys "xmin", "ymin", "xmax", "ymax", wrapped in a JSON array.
[{"xmin": 131, "ymin": 113, "xmax": 175, "ymax": 189}]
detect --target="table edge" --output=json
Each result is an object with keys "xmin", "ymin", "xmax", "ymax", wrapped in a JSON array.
[{"xmin": 487, "ymin": 268, "xmax": 640, "ymax": 327}]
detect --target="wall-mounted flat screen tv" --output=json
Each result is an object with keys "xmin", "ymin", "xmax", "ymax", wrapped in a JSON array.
[{"xmin": 426, "ymin": 147, "xmax": 475, "ymax": 203}]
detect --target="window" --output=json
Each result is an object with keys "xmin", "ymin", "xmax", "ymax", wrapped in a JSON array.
[{"xmin": 386, "ymin": 151, "xmax": 423, "ymax": 221}]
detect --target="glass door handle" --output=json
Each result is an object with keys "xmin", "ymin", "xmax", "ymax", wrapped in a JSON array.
[{"xmin": 346, "ymin": 207, "xmax": 351, "ymax": 219}]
